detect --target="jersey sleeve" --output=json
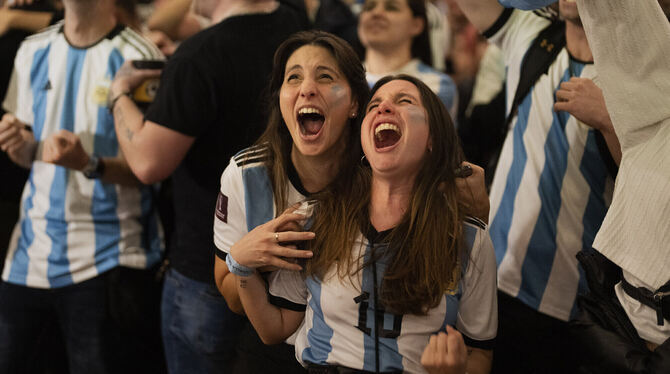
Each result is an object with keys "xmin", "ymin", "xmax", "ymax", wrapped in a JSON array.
[
  {"xmin": 268, "ymin": 269, "xmax": 308, "ymax": 312},
  {"xmin": 213, "ymin": 157, "xmax": 248, "ymax": 258},
  {"xmin": 3, "ymin": 46, "xmax": 35, "ymax": 126},
  {"xmin": 455, "ymin": 222, "xmax": 498, "ymax": 350}
]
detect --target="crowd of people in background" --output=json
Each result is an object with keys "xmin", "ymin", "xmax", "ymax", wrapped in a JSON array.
[{"xmin": 0, "ymin": 0, "xmax": 668, "ymax": 373}]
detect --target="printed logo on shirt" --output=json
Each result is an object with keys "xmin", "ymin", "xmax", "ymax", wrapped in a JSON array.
[
  {"xmin": 216, "ymin": 192, "xmax": 229, "ymax": 223},
  {"xmin": 92, "ymin": 78, "xmax": 111, "ymax": 106}
]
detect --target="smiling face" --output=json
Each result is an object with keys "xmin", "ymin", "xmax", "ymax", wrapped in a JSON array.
[
  {"xmin": 358, "ymin": 0, "xmax": 424, "ymax": 53},
  {"xmin": 361, "ymin": 79, "xmax": 430, "ymax": 179},
  {"xmin": 279, "ymin": 45, "xmax": 357, "ymax": 159}
]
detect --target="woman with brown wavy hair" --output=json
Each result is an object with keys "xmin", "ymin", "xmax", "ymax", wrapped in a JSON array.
[
  {"xmin": 232, "ymin": 74, "xmax": 497, "ymax": 374},
  {"xmin": 212, "ymin": 30, "xmax": 369, "ymax": 372}
]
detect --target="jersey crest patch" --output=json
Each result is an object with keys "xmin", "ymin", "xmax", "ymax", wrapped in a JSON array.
[{"xmin": 216, "ymin": 192, "xmax": 229, "ymax": 223}]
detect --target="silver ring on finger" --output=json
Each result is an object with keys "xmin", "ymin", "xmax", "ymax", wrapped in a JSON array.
[{"xmin": 275, "ymin": 232, "xmax": 279, "ymax": 243}]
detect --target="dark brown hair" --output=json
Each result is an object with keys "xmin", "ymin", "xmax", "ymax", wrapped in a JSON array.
[
  {"xmin": 254, "ymin": 30, "xmax": 369, "ymax": 212},
  {"xmin": 306, "ymin": 74, "xmax": 465, "ymax": 315}
]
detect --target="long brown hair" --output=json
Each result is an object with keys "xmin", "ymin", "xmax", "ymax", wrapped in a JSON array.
[
  {"xmin": 254, "ymin": 30, "xmax": 369, "ymax": 213},
  {"xmin": 306, "ymin": 74, "xmax": 465, "ymax": 315}
]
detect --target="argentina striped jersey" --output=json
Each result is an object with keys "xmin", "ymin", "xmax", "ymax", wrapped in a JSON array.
[
  {"xmin": 485, "ymin": 10, "xmax": 614, "ymax": 321},
  {"xmin": 268, "ymin": 218, "xmax": 497, "ymax": 373},
  {"xmin": 2, "ymin": 22, "xmax": 164, "ymax": 288},
  {"xmin": 213, "ymin": 144, "xmax": 308, "ymax": 256}
]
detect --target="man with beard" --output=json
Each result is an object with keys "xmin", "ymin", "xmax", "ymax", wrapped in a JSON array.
[{"xmin": 453, "ymin": 0, "xmax": 616, "ymax": 372}]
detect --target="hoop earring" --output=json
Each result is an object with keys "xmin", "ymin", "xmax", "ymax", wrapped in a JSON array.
[{"xmin": 360, "ymin": 154, "xmax": 369, "ymax": 166}]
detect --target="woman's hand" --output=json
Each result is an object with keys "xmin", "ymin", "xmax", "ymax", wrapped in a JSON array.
[
  {"xmin": 229, "ymin": 206, "xmax": 315, "ymax": 271},
  {"xmin": 455, "ymin": 162, "xmax": 489, "ymax": 224},
  {"xmin": 421, "ymin": 326, "xmax": 468, "ymax": 374}
]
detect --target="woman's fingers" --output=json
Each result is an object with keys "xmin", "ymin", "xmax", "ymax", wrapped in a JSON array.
[
  {"xmin": 272, "ymin": 212, "xmax": 307, "ymax": 230},
  {"xmin": 271, "ymin": 230, "xmax": 315, "ymax": 244},
  {"xmin": 272, "ymin": 245, "xmax": 313, "ymax": 259}
]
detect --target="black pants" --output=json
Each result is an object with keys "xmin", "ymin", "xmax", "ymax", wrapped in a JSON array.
[
  {"xmin": 232, "ymin": 321, "xmax": 307, "ymax": 374},
  {"xmin": 491, "ymin": 291, "xmax": 578, "ymax": 374},
  {"xmin": 0, "ymin": 267, "xmax": 165, "ymax": 374}
]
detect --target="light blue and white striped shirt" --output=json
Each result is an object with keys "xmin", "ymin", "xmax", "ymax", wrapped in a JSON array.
[
  {"xmin": 486, "ymin": 10, "xmax": 614, "ymax": 321},
  {"xmin": 269, "ymin": 218, "xmax": 497, "ymax": 373},
  {"xmin": 2, "ymin": 22, "xmax": 163, "ymax": 288}
]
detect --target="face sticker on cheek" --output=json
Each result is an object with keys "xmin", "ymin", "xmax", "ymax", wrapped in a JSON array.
[{"xmin": 330, "ymin": 84, "xmax": 349, "ymax": 108}]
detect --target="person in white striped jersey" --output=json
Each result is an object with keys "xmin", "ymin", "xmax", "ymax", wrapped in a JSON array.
[
  {"xmin": 454, "ymin": 0, "xmax": 619, "ymax": 373},
  {"xmin": 231, "ymin": 75, "xmax": 497, "ymax": 374},
  {"xmin": 0, "ymin": 0, "xmax": 163, "ymax": 371}
]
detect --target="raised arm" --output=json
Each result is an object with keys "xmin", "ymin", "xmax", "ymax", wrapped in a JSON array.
[
  {"xmin": 453, "ymin": 0, "xmax": 505, "ymax": 34},
  {"xmin": 110, "ymin": 61, "xmax": 195, "ymax": 184}
]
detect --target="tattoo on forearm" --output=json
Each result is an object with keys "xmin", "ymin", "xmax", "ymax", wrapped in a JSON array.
[
  {"xmin": 113, "ymin": 106, "xmax": 134, "ymax": 141},
  {"xmin": 240, "ymin": 279, "xmax": 248, "ymax": 289}
]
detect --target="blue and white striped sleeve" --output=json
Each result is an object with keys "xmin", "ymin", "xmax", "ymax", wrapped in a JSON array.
[{"xmin": 456, "ymin": 223, "xmax": 498, "ymax": 349}]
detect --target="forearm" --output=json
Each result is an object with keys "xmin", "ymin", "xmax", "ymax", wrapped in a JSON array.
[
  {"xmin": 112, "ymin": 95, "xmax": 155, "ymax": 183},
  {"xmin": 219, "ymin": 271, "xmax": 245, "ymax": 315},
  {"xmin": 237, "ymin": 273, "xmax": 297, "ymax": 345},
  {"xmin": 5, "ymin": 10, "xmax": 53, "ymax": 32},
  {"xmin": 99, "ymin": 157, "xmax": 141, "ymax": 186},
  {"xmin": 147, "ymin": 0, "xmax": 194, "ymax": 40},
  {"xmin": 8, "ymin": 129, "xmax": 37, "ymax": 169},
  {"xmin": 454, "ymin": 0, "xmax": 504, "ymax": 34},
  {"xmin": 466, "ymin": 348, "xmax": 492, "ymax": 374}
]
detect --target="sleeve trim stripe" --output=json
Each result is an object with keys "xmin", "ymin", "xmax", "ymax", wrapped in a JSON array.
[
  {"xmin": 268, "ymin": 294, "xmax": 307, "ymax": 312},
  {"xmin": 463, "ymin": 335, "xmax": 496, "ymax": 350},
  {"xmin": 465, "ymin": 216, "xmax": 487, "ymax": 230},
  {"xmin": 483, "ymin": 7, "xmax": 514, "ymax": 39},
  {"xmin": 123, "ymin": 29, "xmax": 163, "ymax": 58},
  {"xmin": 119, "ymin": 32, "xmax": 149, "ymax": 59},
  {"xmin": 215, "ymin": 250, "xmax": 227, "ymax": 261}
]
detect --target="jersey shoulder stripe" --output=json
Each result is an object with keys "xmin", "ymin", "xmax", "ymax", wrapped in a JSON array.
[
  {"xmin": 119, "ymin": 28, "xmax": 162, "ymax": 58},
  {"xmin": 234, "ymin": 144, "xmax": 270, "ymax": 167}
]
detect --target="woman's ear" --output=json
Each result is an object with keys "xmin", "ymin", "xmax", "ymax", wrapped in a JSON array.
[
  {"xmin": 350, "ymin": 101, "xmax": 359, "ymax": 118},
  {"xmin": 411, "ymin": 16, "xmax": 425, "ymax": 38}
]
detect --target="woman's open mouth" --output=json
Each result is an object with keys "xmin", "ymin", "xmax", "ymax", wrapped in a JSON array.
[
  {"xmin": 374, "ymin": 123, "xmax": 401, "ymax": 150},
  {"xmin": 298, "ymin": 107, "xmax": 325, "ymax": 139}
]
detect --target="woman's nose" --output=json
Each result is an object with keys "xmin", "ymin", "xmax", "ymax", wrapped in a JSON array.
[
  {"xmin": 300, "ymin": 79, "xmax": 317, "ymax": 97},
  {"xmin": 377, "ymin": 100, "xmax": 394, "ymax": 114}
]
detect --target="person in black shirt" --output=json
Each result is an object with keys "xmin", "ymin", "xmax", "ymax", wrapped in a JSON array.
[{"xmin": 109, "ymin": 0, "xmax": 309, "ymax": 372}]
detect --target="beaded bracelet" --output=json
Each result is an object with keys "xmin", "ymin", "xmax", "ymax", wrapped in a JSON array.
[{"xmin": 225, "ymin": 253, "xmax": 255, "ymax": 277}]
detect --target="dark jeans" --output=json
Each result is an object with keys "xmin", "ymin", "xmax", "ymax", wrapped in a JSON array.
[
  {"xmin": 491, "ymin": 291, "xmax": 578, "ymax": 374},
  {"xmin": 0, "ymin": 275, "xmax": 120, "ymax": 374},
  {"xmin": 161, "ymin": 268, "xmax": 246, "ymax": 374},
  {"xmin": 0, "ymin": 267, "xmax": 165, "ymax": 374}
]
